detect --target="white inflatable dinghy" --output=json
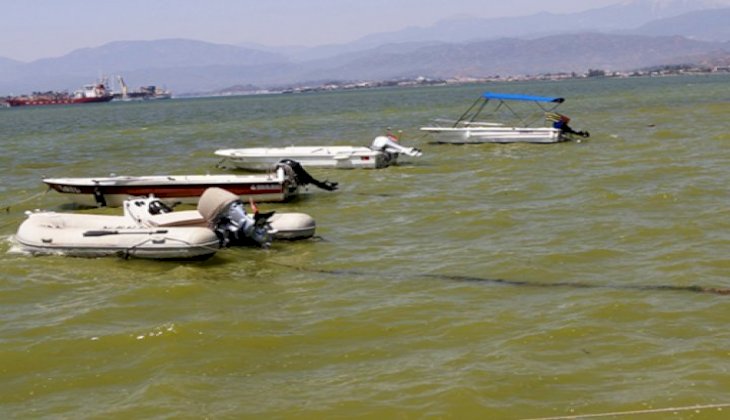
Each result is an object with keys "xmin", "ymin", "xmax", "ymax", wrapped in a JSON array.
[{"xmin": 13, "ymin": 187, "xmax": 317, "ymax": 259}]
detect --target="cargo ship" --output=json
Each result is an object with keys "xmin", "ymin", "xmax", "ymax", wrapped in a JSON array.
[
  {"xmin": 113, "ymin": 76, "xmax": 172, "ymax": 101},
  {"xmin": 3, "ymin": 80, "xmax": 114, "ymax": 107}
]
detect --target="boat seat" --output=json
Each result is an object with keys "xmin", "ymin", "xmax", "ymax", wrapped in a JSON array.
[{"xmin": 146, "ymin": 211, "xmax": 206, "ymax": 227}]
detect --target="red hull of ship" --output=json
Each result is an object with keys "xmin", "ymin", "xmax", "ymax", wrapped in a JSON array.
[{"xmin": 5, "ymin": 96, "xmax": 114, "ymax": 107}]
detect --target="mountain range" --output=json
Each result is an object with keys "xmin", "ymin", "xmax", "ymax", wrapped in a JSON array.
[{"xmin": 1, "ymin": 0, "xmax": 730, "ymax": 96}]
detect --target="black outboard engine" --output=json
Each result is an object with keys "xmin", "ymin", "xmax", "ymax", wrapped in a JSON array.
[
  {"xmin": 211, "ymin": 200, "xmax": 275, "ymax": 248},
  {"xmin": 197, "ymin": 187, "xmax": 276, "ymax": 248},
  {"xmin": 123, "ymin": 189, "xmax": 277, "ymax": 248},
  {"xmin": 277, "ymin": 159, "xmax": 338, "ymax": 191}
]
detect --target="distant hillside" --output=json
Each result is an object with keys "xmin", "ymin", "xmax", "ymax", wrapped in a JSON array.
[
  {"xmin": 0, "ymin": 39, "xmax": 290, "ymax": 95},
  {"xmin": 3, "ymin": 1, "xmax": 730, "ymax": 95},
  {"xmin": 212, "ymin": 34, "xmax": 730, "ymax": 88},
  {"xmin": 0, "ymin": 56, "xmax": 22, "ymax": 67},
  {"xmin": 30, "ymin": 39, "xmax": 287, "ymax": 74},
  {"xmin": 0, "ymin": 57, "xmax": 23, "ymax": 84},
  {"xmin": 633, "ymin": 8, "xmax": 730, "ymax": 40},
  {"xmin": 291, "ymin": 34, "xmax": 730, "ymax": 83},
  {"xmin": 273, "ymin": 0, "xmax": 730, "ymax": 61},
  {"xmin": 2, "ymin": 34, "xmax": 729, "ymax": 95},
  {"xmin": 566, "ymin": 0, "xmax": 730, "ymax": 30}
]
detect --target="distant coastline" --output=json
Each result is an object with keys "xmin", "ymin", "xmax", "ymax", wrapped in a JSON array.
[
  {"xmin": 4, "ymin": 64, "xmax": 727, "ymax": 106},
  {"xmin": 183, "ymin": 63, "xmax": 730, "ymax": 98}
]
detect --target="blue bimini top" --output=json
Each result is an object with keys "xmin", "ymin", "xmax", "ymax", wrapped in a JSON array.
[{"xmin": 482, "ymin": 92, "xmax": 565, "ymax": 103}]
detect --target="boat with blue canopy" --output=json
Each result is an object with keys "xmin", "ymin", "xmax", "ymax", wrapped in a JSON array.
[{"xmin": 420, "ymin": 92, "xmax": 589, "ymax": 144}]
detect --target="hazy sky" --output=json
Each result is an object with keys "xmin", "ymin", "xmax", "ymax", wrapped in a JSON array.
[{"xmin": 3, "ymin": 0, "xmax": 622, "ymax": 62}]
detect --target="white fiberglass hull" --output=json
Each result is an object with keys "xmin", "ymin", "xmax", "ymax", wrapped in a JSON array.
[
  {"xmin": 43, "ymin": 172, "xmax": 296, "ymax": 207},
  {"xmin": 14, "ymin": 212, "xmax": 220, "ymax": 259},
  {"xmin": 420, "ymin": 126, "xmax": 565, "ymax": 144},
  {"xmin": 215, "ymin": 146, "xmax": 395, "ymax": 170}
]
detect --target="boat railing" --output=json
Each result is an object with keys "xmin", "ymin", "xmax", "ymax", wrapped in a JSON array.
[
  {"xmin": 428, "ymin": 118, "xmax": 504, "ymax": 128},
  {"xmin": 459, "ymin": 121, "xmax": 505, "ymax": 127}
]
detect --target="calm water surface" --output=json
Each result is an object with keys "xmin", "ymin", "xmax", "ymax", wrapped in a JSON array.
[{"xmin": 1, "ymin": 75, "xmax": 729, "ymax": 418}]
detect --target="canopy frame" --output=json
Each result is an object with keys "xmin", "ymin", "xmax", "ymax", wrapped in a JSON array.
[{"xmin": 453, "ymin": 92, "xmax": 566, "ymax": 128}]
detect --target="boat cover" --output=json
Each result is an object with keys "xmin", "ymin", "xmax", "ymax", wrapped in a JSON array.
[{"xmin": 482, "ymin": 92, "xmax": 564, "ymax": 103}]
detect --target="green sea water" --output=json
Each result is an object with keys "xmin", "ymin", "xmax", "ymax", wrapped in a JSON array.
[{"xmin": 1, "ymin": 75, "xmax": 729, "ymax": 419}]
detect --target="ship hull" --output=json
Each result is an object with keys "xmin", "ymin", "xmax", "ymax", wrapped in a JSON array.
[{"xmin": 5, "ymin": 96, "xmax": 114, "ymax": 107}]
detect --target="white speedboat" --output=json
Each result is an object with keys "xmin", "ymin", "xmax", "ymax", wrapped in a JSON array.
[
  {"xmin": 13, "ymin": 187, "xmax": 316, "ymax": 259},
  {"xmin": 43, "ymin": 160, "xmax": 337, "ymax": 207},
  {"xmin": 215, "ymin": 135, "xmax": 422, "ymax": 171},
  {"xmin": 420, "ymin": 92, "xmax": 589, "ymax": 144}
]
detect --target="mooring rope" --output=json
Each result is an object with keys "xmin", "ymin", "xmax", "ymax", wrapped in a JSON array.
[
  {"xmin": 267, "ymin": 261, "xmax": 730, "ymax": 297},
  {"xmin": 521, "ymin": 402, "xmax": 730, "ymax": 419},
  {"xmin": 1, "ymin": 188, "xmax": 49, "ymax": 213},
  {"xmin": 0, "ymin": 189, "xmax": 52, "ymax": 232},
  {"xmin": 261, "ymin": 264, "xmax": 730, "ymax": 417}
]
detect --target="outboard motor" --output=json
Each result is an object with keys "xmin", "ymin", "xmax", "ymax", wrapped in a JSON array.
[
  {"xmin": 370, "ymin": 135, "xmax": 423, "ymax": 157},
  {"xmin": 276, "ymin": 159, "xmax": 338, "ymax": 191},
  {"xmin": 122, "ymin": 189, "xmax": 277, "ymax": 248},
  {"xmin": 197, "ymin": 187, "xmax": 275, "ymax": 248},
  {"xmin": 212, "ymin": 199, "xmax": 275, "ymax": 248}
]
